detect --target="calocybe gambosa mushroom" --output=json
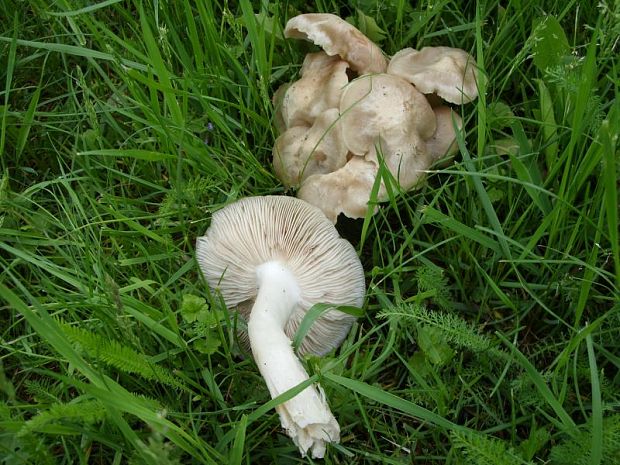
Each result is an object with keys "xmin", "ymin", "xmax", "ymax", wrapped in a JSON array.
[
  {"xmin": 273, "ymin": 13, "xmax": 480, "ymax": 222},
  {"xmin": 196, "ymin": 196, "xmax": 365, "ymax": 458}
]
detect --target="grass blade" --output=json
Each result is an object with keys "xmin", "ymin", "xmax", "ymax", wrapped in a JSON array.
[
  {"xmin": 497, "ymin": 332, "xmax": 577, "ymax": 436},
  {"xmin": 292, "ymin": 303, "xmax": 364, "ymax": 352},
  {"xmin": 229, "ymin": 415, "xmax": 248, "ymax": 465},
  {"xmin": 586, "ymin": 332, "xmax": 603, "ymax": 465},
  {"xmin": 422, "ymin": 205, "xmax": 501, "ymax": 253},
  {"xmin": 324, "ymin": 373, "xmax": 470, "ymax": 433}
]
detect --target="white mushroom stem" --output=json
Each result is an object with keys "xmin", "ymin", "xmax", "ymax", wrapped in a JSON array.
[{"xmin": 247, "ymin": 261, "xmax": 340, "ymax": 458}]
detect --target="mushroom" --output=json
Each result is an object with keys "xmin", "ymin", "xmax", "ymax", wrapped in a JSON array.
[
  {"xmin": 387, "ymin": 46, "xmax": 480, "ymax": 104},
  {"xmin": 276, "ymin": 51, "xmax": 349, "ymax": 130},
  {"xmin": 284, "ymin": 13, "xmax": 387, "ymax": 75},
  {"xmin": 298, "ymin": 156, "xmax": 380, "ymax": 222},
  {"xmin": 196, "ymin": 196, "xmax": 365, "ymax": 458},
  {"xmin": 426, "ymin": 106, "xmax": 463, "ymax": 161},
  {"xmin": 295, "ymin": 75, "xmax": 468, "ymax": 222},
  {"xmin": 272, "ymin": 82, "xmax": 290, "ymax": 134},
  {"xmin": 273, "ymin": 108, "xmax": 348, "ymax": 187},
  {"xmin": 340, "ymin": 73, "xmax": 436, "ymax": 191},
  {"xmin": 272, "ymin": 14, "xmax": 481, "ymax": 223}
]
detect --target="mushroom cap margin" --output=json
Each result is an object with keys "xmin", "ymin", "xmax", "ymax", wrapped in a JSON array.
[
  {"xmin": 273, "ymin": 108, "xmax": 348, "ymax": 187},
  {"xmin": 388, "ymin": 46, "xmax": 480, "ymax": 104},
  {"xmin": 285, "ymin": 13, "xmax": 387, "ymax": 75}
]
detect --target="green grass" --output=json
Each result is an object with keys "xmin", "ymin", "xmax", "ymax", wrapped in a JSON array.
[{"xmin": 1, "ymin": 0, "xmax": 619, "ymax": 464}]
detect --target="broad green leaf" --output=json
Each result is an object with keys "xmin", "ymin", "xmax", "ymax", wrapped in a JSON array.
[
  {"xmin": 193, "ymin": 332, "xmax": 221, "ymax": 355},
  {"xmin": 181, "ymin": 294, "xmax": 210, "ymax": 323},
  {"xmin": 346, "ymin": 10, "xmax": 386, "ymax": 42},
  {"xmin": 531, "ymin": 16, "xmax": 570, "ymax": 72},
  {"xmin": 487, "ymin": 101, "xmax": 515, "ymax": 130},
  {"xmin": 408, "ymin": 351, "xmax": 432, "ymax": 378}
]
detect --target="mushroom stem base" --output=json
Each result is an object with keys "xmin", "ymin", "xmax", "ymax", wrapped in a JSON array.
[{"xmin": 248, "ymin": 261, "xmax": 340, "ymax": 458}]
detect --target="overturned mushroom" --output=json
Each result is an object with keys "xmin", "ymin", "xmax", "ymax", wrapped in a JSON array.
[
  {"xmin": 196, "ymin": 196, "xmax": 365, "ymax": 458},
  {"xmin": 285, "ymin": 13, "xmax": 387, "ymax": 74},
  {"xmin": 387, "ymin": 46, "xmax": 480, "ymax": 104}
]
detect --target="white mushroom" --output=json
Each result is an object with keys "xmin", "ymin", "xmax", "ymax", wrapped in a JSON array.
[
  {"xmin": 340, "ymin": 73, "xmax": 436, "ymax": 191},
  {"xmin": 276, "ymin": 51, "xmax": 349, "ymax": 130},
  {"xmin": 273, "ymin": 108, "xmax": 348, "ymax": 187},
  {"xmin": 425, "ymin": 106, "xmax": 463, "ymax": 161},
  {"xmin": 271, "ymin": 14, "xmax": 480, "ymax": 223},
  {"xmin": 298, "ymin": 156, "xmax": 380, "ymax": 222},
  {"xmin": 272, "ymin": 82, "xmax": 291, "ymax": 134},
  {"xmin": 284, "ymin": 13, "xmax": 387, "ymax": 74},
  {"xmin": 196, "ymin": 196, "xmax": 365, "ymax": 458},
  {"xmin": 387, "ymin": 46, "xmax": 480, "ymax": 104}
]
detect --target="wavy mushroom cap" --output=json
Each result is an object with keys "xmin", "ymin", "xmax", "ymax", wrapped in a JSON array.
[
  {"xmin": 297, "ymin": 156, "xmax": 379, "ymax": 223},
  {"xmin": 285, "ymin": 13, "xmax": 387, "ymax": 75},
  {"xmin": 196, "ymin": 196, "xmax": 365, "ymax": 355},
  {"xmin": 337, "ymin": 73, "xmax": 439, "ymax": 192},
  {"xmin": 278, "ymin": 52, "xmax": 350, "ymax": 129},
  {"xmin": 273, "ymin": 109, "xmax": 348, "ymax": 187},
  {"xmin": 339, "ymin": 73, "xmax": 436, "ymax": 156},
  {"xmin": 387, "ymin": 47, "xmax": 480, "ymax": 104},
  {"xmin": 272, "ymin": 82, "xmax": 291, "ymax": 134},
  {"xmin": 426, "ymin": 106, "xmax": 463, "ymax": 161}
]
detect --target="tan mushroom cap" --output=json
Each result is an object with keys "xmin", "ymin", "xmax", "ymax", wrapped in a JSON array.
[
  {"xmin": 273, "ymin": 109, "xmax": 348, "ymax": 187},
  {"xmin": 298, "ymin": 156, "xmax": 380, "ymax": 223},
  {"xmin": 339, "ymin": 73, "xmax": 436, "ymax": 156},
  {"xmin": 285, "ymin": 13, "xmax": 387, "ymax": 75},
  {"xmin": 272, "ymin": 82, "xmax": 291, "ymax": 134},
  {"xmin": 195, "ymin": 196, "xmax": 365, "ymax": 356},
  {"xmin": 363, "ymin": 107, "xmax": 463, "ymax": 194},
  {"xmin": 338, "ymin": 73, "xmax": 439, "ymax": 192},
  {"xmin": 364, "ymin": 136, "xmax": 431, "ymax": 193},
  {"xmin": 426, "ymin": 106, "xmax": 463, "ymax": 161},
  {"xmin": 278, "ymin": 52, "xmax": 349, "ymax": 129},
  {"xmin": 388, "ymin": 47, "xmax": 480, "ymax": 104}
]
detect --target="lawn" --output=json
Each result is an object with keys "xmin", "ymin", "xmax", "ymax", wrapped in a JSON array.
[{"xmin": 1, "ymin": 1, "xmax": 619, "ymax": 464}]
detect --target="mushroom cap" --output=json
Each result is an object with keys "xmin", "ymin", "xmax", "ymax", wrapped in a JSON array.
[
  {"xmin": 297, "ymin": 156, "xmax": 380, "ymax": 223},
  {"xmin": 337, "ymin": 73, "xmax": 438, "ymax": 192},
  {"xmin": 339, "ymin": 74, "xmax": 436, "ymax": 156},
  {"xmin": 387, "ymin": 47, "xmax": 480, "ymax": 104},
  {"xmin": 273, "ymin": 108, "xmax": 348, "ymax": 187},
  {"xmin": 279, "ymin": 52, "xmax": 349, "ymax": 129},
  {"xmin": 364, "ymin": 135, "xmax": 431, "ymax": 193},
  {"xmin": 196, "ymin": 196, "xmax": 365, "ymax": 356},
  {"xmin": 425, "ymin": 106, "xmax": 463, "ymax": 162},
  {"xmin": 285, "ymin": 13, "xmax": 387, "ymax": 75},
  {"xmin": 272, "ymin": 82, "xmax": 291, "ymax": 134}
]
